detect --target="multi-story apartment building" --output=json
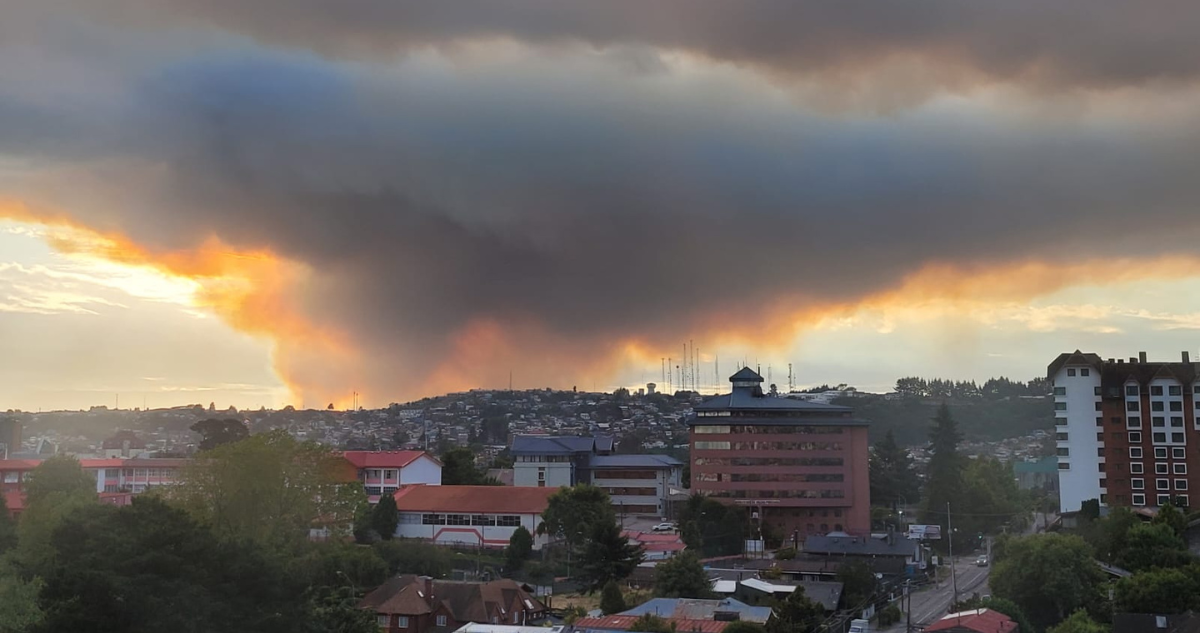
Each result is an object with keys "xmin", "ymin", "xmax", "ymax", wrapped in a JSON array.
[
  {"xmin": 1051, "ymin": 350, "xmax": 1199, "ymax": 513},
  {"xmin": 689, "ymin": 368, "xmax": 871, "ymax": 538},
  {"xmin": 343, "ymin": 450, "xmax": 442, "ymax": 503},
  {"xmin": 510, "ymin": 434, "xmax": 682, "ymax": 516}
]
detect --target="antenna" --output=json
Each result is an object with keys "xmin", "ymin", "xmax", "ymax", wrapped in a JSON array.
[
  {"xmin": 788, "ymin": 363, "xmax": 794, "ymax": 392},
  {"xmin": 715, "ymin": 356, "xmax": 720, "ymax": 388},
  {"xmin": 667, "ymin": 357, "xmax": 672, "ymax": 391}
]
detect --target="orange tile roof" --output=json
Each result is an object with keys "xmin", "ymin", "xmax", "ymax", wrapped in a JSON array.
[
  {"xmin": 391, "ymin": 484, "xmax": 558, "ymax": 514},
  {"xmin": 343, "ymin": 451, "xmax": 439, "ymax": 469},
  {"xmin": 573, "ymin": 616, "xmax": 730, "ymax": 633},
  {"xmin": 926, "ymin": 609, "xmax": 1017, "ymax": 633}
]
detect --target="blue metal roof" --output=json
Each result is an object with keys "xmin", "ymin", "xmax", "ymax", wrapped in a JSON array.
[
  {"xmin": 590, "ymin": 454, "xmax": 682, "ymax": 468},
  {"xmin": 510, "ymin": 435, "xmax": 612, "ymax": 456}
]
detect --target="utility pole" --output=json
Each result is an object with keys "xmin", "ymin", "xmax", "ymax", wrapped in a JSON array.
[
  {"xmin": 905, "ymin": 579, "xmax": 912, "ymax": 633},
  {"xmin": 947, "ymin": 501, "xmax": 959, "ymax": 608}
]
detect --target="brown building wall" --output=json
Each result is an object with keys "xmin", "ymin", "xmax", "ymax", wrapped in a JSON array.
[{"xmin": 1099, "ymin": 381, "xmax": 1197, "ymax": 510}]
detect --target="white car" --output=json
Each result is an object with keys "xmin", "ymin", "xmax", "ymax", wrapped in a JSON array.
[{"xmin": 651, "ymin": 523, "xmax": 676, "ymax": 532}]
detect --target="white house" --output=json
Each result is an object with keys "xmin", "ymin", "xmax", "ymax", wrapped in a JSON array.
[{"xmin": 390, "ymin": 485, "xmax": 558, "ymax": 549}]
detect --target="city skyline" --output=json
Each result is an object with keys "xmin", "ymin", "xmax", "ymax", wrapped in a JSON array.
[{"xmin": 5, "ymin": 3, "xmax": 1200, "ymax": 410}]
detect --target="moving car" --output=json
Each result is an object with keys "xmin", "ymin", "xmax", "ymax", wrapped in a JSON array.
[
  {"xmin": 976, "ymin": 555, "xmax": 989, "ymax": 567},
  {"xmin": 651, "ymin": 522, "xmax": 676, "ymax": 532}
]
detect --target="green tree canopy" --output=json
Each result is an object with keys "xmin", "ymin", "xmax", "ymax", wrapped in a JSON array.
[
  {"xmin": 296, "ymin": 541, "xmax": 389, "ymax": 590},
  {"xmin": 506, "ymin": 526, "xmax": 534, "ymax": 572},
  {"xmin": 169, "ymin": 430, "xmax": 367, "ymax": 549},
  {"xmin": 836, "ymin": 561, "xmax": 878, "ymax": 610},
  {"xmin": 990, "ymin": 533, "xmax": 1107, "ymax": 631},
  {"xmin": 0, "ymin": 563, "xmax": 42, "ymax": 633},
  {"xmin": 766, "ymin": 586, "xmax": 824, "ymax": 633},
  {"xmin": 922, "ymin": 404, "xmax": 964, "ymax": 537},
  {"xmin": 1114, "ymin": 568, "xmax": 1200, "ymax": 614},
  {"xmin": 371, "ymin": 494, "xmax": 399, "ymax": 540},
  {"xmin": 372, "ymin": 539, "xmax": 453, "ymax": 578},
  {"xmin": 14, "ymin": 489, "xmax": 95, "ymax": 576},
  {"xmin": 578, "ymin": 520, "xmax": 644, "ymax": 592},
  {"xmin": 722, "ymin": 622, "xmax": 766, "ymax": 633},
  {"xmin": 538, "ymin": 485, "xmax": 616, "ymax": 549},
  {"xmin": 869, "ymin": 430, "xmax": 919, "ymax": 510},
  {"xmin": 600, "ymin": 579, "xmax": 628, "ymax": 614},
  {"xmin": 190, "ymin": 418, "xmax": 249, "ymax": 451},
  {"xmin": 0, "ymin": 494, "xmax": 16, "ymax": 554},
  {"xmin": 441, "ymin": 447, "xmax": 488, "ymax": 485},
  {"xmin": 1047, "ymin": 610, "xmax": 1109, "ymax": 633},
  {"xmin": 654, "ymin": 551, "xmax": 712, "ymax": 599},
  {"xmin": 960, "ymin": 457, "xmax": 1028, "ymax": 535},
  {"xmin": 678, "ymin": 493, "xmax": 746, "ymax": 557},
  {"xmin": 1115, "ymin": 523, "xmax": 1193, "ymax": 572},
  {"xmin": 1153, "ymin": 503, "xmax": 1186, "ymax": 539},
  {"xmin": 22, "ymin": 455, "xmax": 95, "ymax": 507}
]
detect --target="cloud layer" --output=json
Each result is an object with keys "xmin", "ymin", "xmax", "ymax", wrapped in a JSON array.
[{"xmin": 4, "ymin": 3, "xmax": 1200, "ymax": 404}]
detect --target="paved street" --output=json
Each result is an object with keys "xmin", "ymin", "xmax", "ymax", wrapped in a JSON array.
[{"xmin": 890, "ymin": 558, "xmax": 992, "ymax": 632}]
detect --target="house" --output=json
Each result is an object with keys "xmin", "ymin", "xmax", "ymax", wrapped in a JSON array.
[
  {"xmin": 802, "ymin": 532, "xmax": 924, "ymax": 571},
  {"xmin": 1114, "ymin": 613, "xmax": 1200, "ymax": 633},
  {"xmin": 359, "ymin": 575, "xmax": 547, "ymax": 633},
  {"xmin": 343, "ymin": 450, "xmax": 442, "ymax": 502},
  {"xmin": 389, "ymin": 485, "xmax": 558, "ymax": 548},
  {"xmin": 925, "ymin": 609, "xmax": 1017, "ymax": 633},
  {"xmin": 730, "ymin": 578, "xmax": 844, "ymax": 611},
  {"xmin": 623, "ymin": 530, "xmax": 686, "ymax": 560},
  {"xmin": 618, "ymin": 598, "xmax": 773, "ymax": 624},
  {"xmin": 510, "ymin": 435, "xmax": 681, "ymax": 516},
  {"xmin": 570, "ymin": 615, "xmax": 730, "ymax": 633},
  {"xmin": 101, "ymin": 430, "xmax": 148, "ymax": 458},
  {"xmin": 454, "ymin": 625, "xmax": 565, "ymax": 633}
]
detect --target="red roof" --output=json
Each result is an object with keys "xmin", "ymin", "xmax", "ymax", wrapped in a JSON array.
[
  {"xmin": 0, "ymin": 459, "xmax": 43, "ymax": 470},
  {"xmin": 624, "ymin": 531, "xmax": 684, "ymax": 543},
  {"xmin": 573, "ymin": 616, "xmax": 730, "ymax": 633},
  {"xmin": 343, "ymin": 451, "xmax": 438, "ymax": 469},
  {"xmin": 926, "ymin": 609, "xmax": 1017, "ymax": 633},
  {"xmin": 78, "ymin": 458, "xmax": 127, "ymax": 469},
  {"xmin": 3, "ymin": 491, "xmax": 24, "ymax": 513},
  {"xmin": 391, "ymin": 484, "xmax": 558, "ymax": 514}
]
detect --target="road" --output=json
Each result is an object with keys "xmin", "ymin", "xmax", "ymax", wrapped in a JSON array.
[{"xmin": 892, "ymin": 558, "xmax": 992, "ymax": 632}]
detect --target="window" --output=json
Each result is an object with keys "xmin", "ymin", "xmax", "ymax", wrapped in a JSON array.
[
  {"xmin": 1054, "ymin": 387, "xmax": 1067, "ymax": 396},
  {"xmin": 1154, "ymin": 433, "xmax": 1167, "ymax": 443},
  {"xmin": 1082, "ymin": 368, "xmax": 1090, "ymax": 376},
  {"xmin": 1127, "ymin": 385, "xmax": 1140, "ymax": 396},
  {"xmin": 1101, "ymin": 494, "xmax": 1108, "ymax": 504},
  {"xmin": 1057, "ymin": 448, "xmax": 1070, "ymax": 457},
  {"xmin": 1129, "ymin": 432, "xmax": 1142, "ymax": 443},
  {"xmin": 1175, "ymin": 463, "xmax": 1188, "ymax": 475},
  {"xmin": 378, "ymin": 615, "xmax": 390, "ymax": 626},
  {"xmin": 1152, "ymin": 402, "xmax": 1166, "ymax": 412},
  {"xmin": 437, "ymin": 616, "xmax": 447, "ymax": 627},
  {"xmin": 514, "ymin": 614, "xmax": 521, "ymax": 624},
  {"xmin": 1096, "ymin": 418, "xmax": 1104, "ymax": 427},
  {"xmin": 1174, "ymin": 433, "xmax": 1186, "ymax": 443},
  {"xmin": 1155, "ymin": 447, "xmax": 1169, "ymax": 459},
  {"xmin": 1171, "ymin": 386, "xmax": 1183, "ymax": 396},
  {"xmin": 1158, "ymin": 495, "xmax": 1172, "ymax": 506},
  {"xmin": 1095, "ymin": 386, "xmax": 1103, "ymax": 396},
  {"xmin": 1133, "ymin": 494, "xmax": 1146, "ymax": 506},
  {"xmin": 1152, "ymin": 386, "xmax": 1165, "ymax": 396},
  {"xmin": 1156, "ymin": 463, "xmax": 1169, "ymax": 474},
  {"xmin": 1054, "ymin": 417, "xmax": 1067, "ymax": 426},
  {"xmin": 1128, "ymin": 416, "xmax": 1141, "ymax": 428},
  {"xmin": 399, "ymin": 616, "xmax": 410, "ymax": 628},
  {"xmin": 497, "ymin": 515, "xmax": 521, "ymax": 527},
  {"xmin": 1178, "ymin": 479, "xmax": 1189, "ymax": 491},
  {"xmin": 1097, "ymin": 433, "xmax": 1104, "ymax": 442},
  {"xmin": 1095, "ymin": 402, "xmax": 1103, "ymax": 411},
  {"xmin": 1058, "ymin": 462, "xmax": 1070, "ymax": 470},
  {"xmin": 1068, "ymin": 369, "xmax": 1077, "ymax": 376},
  {"xmin": 1131, "ymin": 463, "xmax": 1144, "ymax": 474},
  {"xmin": 1153, "ymin": 417, "xmax": 1166, "ymax": 427},
  {"xmin": 1055, "ymin": 402, "xmax": 1067, "ymax": 411},
  {"xmin": 1171, "ymin": 401, "xmax": 1184, "ymax": 412},
  {"xmin": 446, "ymin": 514, "xmax": 471, "ymax": 526},
  {"xmin": 1056, "ymin": 432, "xmax": 1069, "ymax": 441},
  {"xmin": 1131, "ymin": 447, "xmax": 1144, "ymax": 459},
  {"xmin": 422, "ymin": 514, "xmax": 446, "ymax": 525},
  {"xmin": 1100, "ymin": 462, "xmax": 1107, "ymax": 472},
  {"xmin": 1172, "ymin": 416, "xmax": 1185, "ymax": 427},
  {"xmin": 1132, "ymin": 478, "xmax": 1145, "ymax": 490},
  {"xmin": 1099, "ymin": 478, "xmax": 1107, "ymax": 488},
  {"xmin": 1114, "ymin": 416, "xmax": 1125, "ymax": 425},
  {"xmin": 1158, "ymin": 479, "xmax": 1171, "ymax": 491},
  {"xmin": 1128, "ymin": 401, "xmax": 1140, "ymax": 411},
  {"xmin": 1178, "ymin": 495, "xmax": 1190, "ymax": 508}
]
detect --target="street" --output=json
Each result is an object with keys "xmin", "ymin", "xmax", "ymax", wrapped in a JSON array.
[{"xmin": 887, "ymin": 558, "xmax": 991, "ymax": 632}]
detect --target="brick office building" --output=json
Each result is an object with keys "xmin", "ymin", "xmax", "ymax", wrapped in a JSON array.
[
  {"xmin": 688, "ymin": 368, "xmax": 871, "ymax": 538},
  {"xmin": 1052, "ymin": 350, "xmax": 1200, "ymax": 513}
]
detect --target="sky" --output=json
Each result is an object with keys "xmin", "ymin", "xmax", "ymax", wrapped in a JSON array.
[{"xmin": 4, "ymin": 1, "xmax": 1200, "ymax": 411}]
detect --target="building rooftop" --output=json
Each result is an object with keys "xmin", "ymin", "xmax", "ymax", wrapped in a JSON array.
[
  {"xmin": 571, "ymin": 616, "xmax": 730, "ymax": 633},
  {"xmin": 802, "ymin": 533, "xmax": 917, "ymax": 557},
  {"xmin": 343, "ymin": 450, "xmax": 437, "ymax": 469},
  {"xmin": 926, "ymin": 609, "xmax": 1017, "ymax": 633},
  {"xmin": 619, "ymin": 598, "xmax": 772, "ymax": 624},
  {"xmin": 590, "ymin": 454, "xmax": 681, "ymax": 468},
  {"xmin": 391, "ymin": 484, "xmax": 558, "ymax": 515},
  {"xmin": 510, "ymin": 435, "xmax": 614, "ymax": 456}
]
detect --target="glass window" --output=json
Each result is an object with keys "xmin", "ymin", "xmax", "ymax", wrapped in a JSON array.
[
  {"xmin": 1131, "ymin": 463, "xmax": 1144, "ymax": 474},
  {"xmin": 1171, "ymin": 401, "xmax": 1183, "ymax": 412},
  {"xmin": 1055, "ymin": 402, "xmax": 1067, "ymax": 411},
  {"xmin": 1054, "ymin": 387, "xmax": 1066, "ymax": 396},
  {"xmin": 1068, "ymin": 369, "xmax": 1077, "ymax": 376},
  {"xmin": 1082, "ymin": 369, "xmax": 1090, "ymax": 376},
  {"xmin": 1057, "ymin": 448, "xmax": 1070, "ymax": 457},
  {"xmin": 1096, "ymin": 418, "xmax": 1104, "ymax": 427},
  {"xmin": 1097, "ymin": 448, "xmax": 1106, "ymax": 457},
  {"xmin": 378, "ymin": 615, "xmax": 390, "ymax": 626},
  {"xmin": 1152, "ymin": 402, "xmax": 1165, "ymax": 412},
  {"xmin": 1175, "ymin": 463, "xmax": 1187, "ymax": 475},
  {"xmin": 399, "ymin": 616, "xmax": 410, "ymax": 628},
  {"xmin": 1173, "ymin": 433, "xmax": 1185, "ymax": 443},
  {"xmin": 1095, "ymin": 402, "xmax": 1103, "ymax": 411},
  {"xmin": 1056, "ymin": 432, "xmax": 1069, "ymax": 441},
  {"xmin": 1095, "ymin": 386, "xmax": 1103, "ymax": 396},
  {"xmin": 498, "ymin": 515, "xmax": 521, "ymax": 527},
  {"xmin": 1174, "ymin": 447, "xmax": 1186, "ymax": 459},
  {"xmin": 1152, "ymin": 386, "xmax": 1165, "ymax": 396},
  {"xmin": 1172, "ymin": 416, "xmax": 1184, "ymax": 427},
  {"xmin": 1170, "ymin": 386, "xmax": 1183, "ymax": 396},
  {"xmin": 1127, "ymin": 385, "xmax": 1140, "ymax": 396},
  {"xmin": 1131, "ymin": 447, "xmax": 1144, "ymax": 459},
  {"xmin": 1156, "ymin": 463, "xmax": 1169, "ymax": 474},
  {"xmin": 1158, "ymin": 495, "xmax": 1172, "ymax": 507},
  {"xmin": 1158, "ymin": 479, "xmax": 1171, "ymax": 491},
  {"xmin": 1177, "ymin": 479, "xmax": 1188, "ymax": 491},
  {"xmin": 1154, "ymin": 433, "xmax": 1167, "ymax": 443},
  {"xmin": 1128, "ymin": 401, "xmax": 1140, "ymax": 411},
  {"xmin": 437, "ymin": 616, "xmax": 447, "ymax": 627},
  {"xmin": 1155, "ymin": 448, "xmax": 1168, "ymax": 458},
  {"xmin": 1133, "ymin": 494, "xmax": 1146, "ymax": 506},
  {"xmin": 1153, "ymin": 417, "xmax": 1166, "ymax": 427},
  {"xmin": 1132, "ymin": 478, "xmax": 1145, "ymax": 490},
  {"xmin": 1058, "ymin": 462, "xmax": 1070, "ymax": 470},
  {"xmin": 1129, "ymin": 432, "xmax": 1141, "ymax": 443}
]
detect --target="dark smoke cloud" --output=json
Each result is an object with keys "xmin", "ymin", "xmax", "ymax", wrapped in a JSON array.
[{"xmin": 4, "ymin": 5, "xmax": 1200, "ymax": 400}]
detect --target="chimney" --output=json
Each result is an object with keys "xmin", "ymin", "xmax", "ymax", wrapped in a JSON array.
[
  {"xmin": 1130, "ymin": 357, "xmax": 1138, "ymax": 364},
  {"xmin": 1184, "ymin": 352, "xmax": 1191, "ymax": 364},
  {"xmin": 1140, "ymin": 351, "xmax": 1148, "ymax": 363}
]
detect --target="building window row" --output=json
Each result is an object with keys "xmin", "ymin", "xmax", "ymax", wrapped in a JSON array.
[
  {"xmin": 703, "ymin": 488, "xmax": 845, "ymax": 500},
  {"xmin": 694, "ymin": 441, "xmax": 844, "ymax": 451},
  {"xmin": 693, "ymin": 457, "xmax": 844, "ymax": 467},
  {"xmin": 602, "ymin": 487, "xmax": 657, "ymax": 496},
  {"xmin": 694, "ymin": 425, "xmax": 845, "ymax": 436},
  {"xmin": 420, "ymin": 513, "xmax": 522, "ymax": 526},
  {"xmin": 697, "ymin": 472, "xmax": 845, "ymax": 484},
  {"xmin": 594, "ymin": 470, "xmax": 658, "ymax": 480}
]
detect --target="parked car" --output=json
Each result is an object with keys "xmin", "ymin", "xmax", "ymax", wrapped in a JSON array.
[{"xmin": 652, "ymin": 522, "xmax": 676, "ymax": 532}]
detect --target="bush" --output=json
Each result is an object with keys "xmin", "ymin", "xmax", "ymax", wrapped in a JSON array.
[
  {"xmin": 601, "ymin": 580, "xmax": 627, "ymax": 614},
  {"xmin": 878, "ymin": 604, "xmax": 903, "ymax": 627},
  {"xmin": 775, "ymin": 547, "xmax": 796, "ymax": 560}
]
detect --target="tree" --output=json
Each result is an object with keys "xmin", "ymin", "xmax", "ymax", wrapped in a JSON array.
[
  {"xmin": 372, "ymin": 539, "xmax": 453, "ymax": 578},
  {"xmin": 14, "ymin": 489, "xmax": 96, "ymax": 576},
  {"xmin": 371, "ymin": 494, "xmax": 399, "ymax": 540},
  {"xmin": 190, "ymin": 418, "xmax": 249, "ymax": 451},
  {"xmin": 538, "ymin": 485, "xmax": 616, "ymax": 550},
  {"xmin": 506, "ymin": 526, "xmax": 534, "ymax": 572},
  {"xmin": 766, "ymin": 586, "xmax": 824, "ymax": 633},
  {"xmin": 922, "ymin": 404, "xmax": 964, "ymax": 538},
  {"xmin": 0, "ymin": 564, "xmax": 42, "ymax": 633},
  {"xmin": 600, "ymin": 580, "xmax": 628, "ymax": 614},
  {"xmin": 577, "ymin": 520, "xmax": 644, "ymax": 592},
  {"xmin": 1115, "ymin": 523, "xmax": 1193, "ymax": 572},
  {"xmin": 22, "ymin": 455, "xmax": 95, "ymax": 507},
  {"xmin": 960, "ymin": 457, "xmax": 1027, "ymax": 535},
  {"xmin": 441, "ymin": 447, "xmax": 486, "ymax": 485},
  {"xmin": 678, "ymin": 493, "xmax": 746, "ymax": 557},
  {"xmin": 836, "ymin": 561, "xmax": 878, "ymax": 610},
  {"xmin": 1114, "ymin": 568, "xmax": 1200, "ymax": 614},
  {"xmin": 990, "ymin": 534, "xmax": 1107, "ymax": 631},
  {"xmin": 296, "ymin": 541, "xmax": 389, "ymax": 590},
  {"xmin": 628, "ymin": 614, "xmax": 675, "ymax": 633},
  {"xmin": 1047, "ymin": 610, "xmax": 1108, "ymax": 633},
  {"xmin": 0, "ymin": 495, "xmax": 16, "ymax": 554},
  {"xmin": 1154, "ymin": 503, "xmax": 1186, "ymax": 539},
  {"xmin": 869, "ymin": 430, "xmax": 919, "ymax": 510},
  {"xmin": 723, "ymin": 623, "xmax": 766, "ymax": 633},
  {"xmin": 169, "ymin": 430, "xmax": 367, "ymax": 549},
  {"xmin": 306, "ymin": 585, "xmax": 379, "ymax": 633},
  {"xmin": 654, "ymin": 551, "xmax": 712, "ymax": 599}
]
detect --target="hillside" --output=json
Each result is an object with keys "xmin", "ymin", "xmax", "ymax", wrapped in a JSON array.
[{"xmin": 836, "ymin": 394, "xmax": 1053, "ymax": 446}]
